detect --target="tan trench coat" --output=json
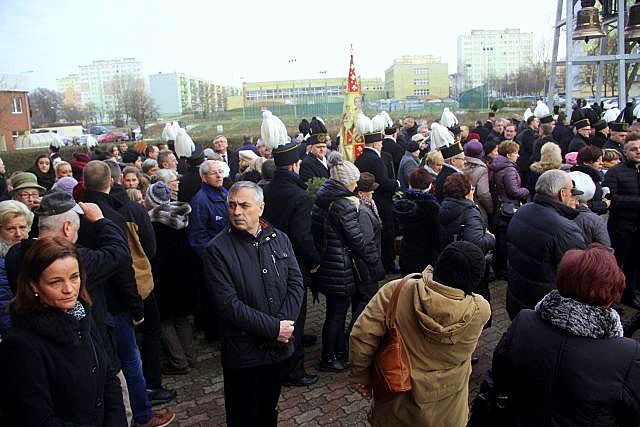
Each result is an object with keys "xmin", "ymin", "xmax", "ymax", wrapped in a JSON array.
[{"xmin": 349, "ymin": 266, "xmax": 491, "ymax": 427}]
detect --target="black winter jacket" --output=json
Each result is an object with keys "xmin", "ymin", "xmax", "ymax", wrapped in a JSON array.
[
  {"xmin": 382, "ymin": 137, "xmax": 404, "ymax": 174},
  {"xmin": 311, "ymin": 179, "xmax": 378, "ymax": 296},
  {"xmin": 591, "ymin": 131, "xmax": 608, "ymax": 148},
  {"xmin": 505, "ymin": 195, "xmax": 586, "ymax": 319},
  {"xmin": 393, "ymin": 190, "xmax": 440, "ymax": 276},
  {"xmin": 0, "ymin": 304, "xmax": 126, "ymax": 426},
  {"xmin": 515, "ymin": 127, "xmax": 537, "ymax": 174},
  {"xmin": 570, "ymin": 164, "xmax": 608, "ymax": 215},
  {"xmin": 493, "ymin": 309, "xmax": 640, "ymax": 426},
  {"xmin": 439, "ymin": 197, "xmax": 495, "ymax": 253},
  {"xmin": 552, "ymin": 122, "xmax": 573, "ymax": 155},
  {"xmin": 603, "ymin": 160, "xmax": 640, "ymax": 233},
  {"xmin": 263, "ymin": 170, "xmax": 321, "ymax": 271},
  {"xmin": 178, "ymin": 164, "xmax": 202, "ymax": 203},
  {"xmin": 434, "ymin": 163, "xmax": 460, "ymax": 203},
  {"xmin": 78, "ymin": 190, "xmax": 144, "ymax": 320},
  {"xmin": 203, "ymin": 222, "xmax": 304, "ymax": 369},
  {"xmin": 299, "ymin": 154, "xmax": 330, "ymax": 183},
  {"xmin": 567, "ymin": 134, "xmax": 589, "ymax": 154}
]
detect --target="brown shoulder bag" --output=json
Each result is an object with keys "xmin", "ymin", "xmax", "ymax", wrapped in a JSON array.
[{"xmin": 371, "ymin": 274, "xmax": 417, "ymax": 402}]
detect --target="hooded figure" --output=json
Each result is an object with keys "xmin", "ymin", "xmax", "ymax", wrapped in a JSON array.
[
  {"xmin": 430, "ymin": 122, "xmax": 454, "ymax": 152},
  {"xmin": 441, "ymin": 108, "xmax": 459, "ymax": 129},
  {"xmin": 603, "ymin": 107, "xmax": 621, "ymax": 124},
  {"xmin": 161, "ymin": 123, "xmax": 177, "ymax": 143}
]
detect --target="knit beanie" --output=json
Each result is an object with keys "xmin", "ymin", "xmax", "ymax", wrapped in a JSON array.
[
  {"xmin": 51, "ymin": 176, "xmax": 79, "ymax": 196},
  {"xmin": 146, "ymin": 181, "xmax": 171, "ymax": 208},
  {"xmin": 327, "ymin": 151, "xmax": 360, "ymax": 186},
  {"xmin": 433, "ymin": 241, "xmax": 485, "ymax": 294},
  {"xmin": 464, "ymin": 140, "xmax": 484, "ymax": 159}
]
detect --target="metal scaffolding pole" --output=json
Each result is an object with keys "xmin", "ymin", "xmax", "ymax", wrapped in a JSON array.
[
  {"xmin": 565, "ymin": 0, "xmax": 575, "ymax": 113},
  {"xmin": 618, "ymin": 0, "xmax": 627, "ymax": 107},
  {"xmin": 547, "ymin": 0, "xmax": 564, "ymax": 105}
]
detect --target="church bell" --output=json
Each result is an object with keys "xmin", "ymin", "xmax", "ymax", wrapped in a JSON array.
[
  {"xmin": 573, "ymin": 0, "xmax": 606, "ymax": 42},
  {"xmin": 625, "ymin": 0, "xmax": 640, "ymax": 42}
]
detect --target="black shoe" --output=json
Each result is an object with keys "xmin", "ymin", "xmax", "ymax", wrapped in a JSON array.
[
  {"xmin": 471, "ymin": 356, "xmax": 480, "ymax": 365},
  {"xmin": 282, "ymin": 373, "xmax": 319, "ymax": 387},
  {"xmin": 335, "ymin": 351, "xmax": 348, "ymax": 364},
  {"xmin": 622, "ymin": 293, "xmax": 640, "ymax": 310},
  {"xmin": 319, "ymin": 357, "xmax": 347, "ymax": 373},
  {"xmin": 302, "ymin": 334, "xmax": 317, "ymax": 348},
  {"xmin": 161, "ymin": 365, "xmax": 190, "ymax": 376},
  {"xmin": 147, "ymin": 387, "xmax": 177, "ymax": 405}
]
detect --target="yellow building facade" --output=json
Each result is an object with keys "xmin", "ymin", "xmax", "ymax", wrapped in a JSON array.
[{"xmin": 385, "ymin": 55, "xmax": 449, "ymax": 100}]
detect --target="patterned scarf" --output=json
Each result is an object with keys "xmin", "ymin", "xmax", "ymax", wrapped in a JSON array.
[
  {"xmin": 66, "ymin": 300, "xmax": 86, "ymax": 320},
  {"xmin": 148, "ymin": 201, "xmax": 191, "ymax": 230},
  {"xmin": 535, "ymin": 290, "xmax": 623, "ymax": 339},
  {"xmin": 358, "ymin": 194, "xmax": 380, "ymax": 222}
]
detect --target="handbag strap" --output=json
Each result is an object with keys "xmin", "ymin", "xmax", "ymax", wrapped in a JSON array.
[{"xmin": 385, "ymin": 273, "xmax": 420, "ymax": 328}]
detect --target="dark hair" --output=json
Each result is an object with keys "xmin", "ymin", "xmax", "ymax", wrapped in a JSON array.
[
  {"xmin": 443, "ymin": 173, "xmax": 471, "ymax": 199},
  {"xmin": 577, "ymin": 145, "xmax": 603, "ymax": 164},
  {"xmin": 13, "ymin": 236, "xmax": 91, "ymax": 311},
  {"xmin": 261, "ymin": 159, "xmax": 276, "ymax": 180},
  {"xmin": 625, "ymin": 132, "xmax": 640, "ymax": 144},
  {"xmin": 433, "ymin": 241, "xmax": 485, "ymax": 295},
  {"xmin": 526, "ymin": 115, "xmax": 536, "ymax": 125},
  {"xmin": 556, "ymin": 243, "xmax": 625, "ymax": 306},
  {"xmin": 144, "ymin": 145, "xmax": 157, "ymax": 157},
  {"xmin": 122, "ymin": 166, "xmax": 142, "ymax": 181},
  {"xmin": 34, "ymin": 154, "xmax": 50, "ymax": 165},
  {"xmin": 408, "ymin": 168, "xmax": 433, "ymax": 190}
]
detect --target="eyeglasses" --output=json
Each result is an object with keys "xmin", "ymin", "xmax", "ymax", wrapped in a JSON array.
[{"xmin": 17, "ymin": 192, "xmax": 40, "ymax": 199}]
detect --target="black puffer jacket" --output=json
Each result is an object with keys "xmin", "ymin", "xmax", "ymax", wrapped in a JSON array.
[
  {"xmin": 311, "ymin": 179, "xmax": 378, "ymax": 296},
  {"xmin": 603, "ymin": 160, "xmax": 640, "ymax": 233},
  {"xmin": 393, "ymin": 190, "xmax": 440, "ymax": 276},
  {"xmin": 493, "ymin": 309, "xmax": 640, "ymax": 426},
  {"xmin": 439, "ymin": 197, "xmax": 495, "ymax": 254},
  {"xmin": 570, "ymin": 164, "xmax": 608, "ymax": 215},
  {"xmin": 505, "ymin": 195, "xmax": 586, "ymax": 319}
]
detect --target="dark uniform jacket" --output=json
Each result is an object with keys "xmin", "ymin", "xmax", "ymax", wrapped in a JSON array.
[
  {"xmin": 530, "ymin": 135, "xmax": 559, "ymax": 164},
  {"xmin": 203, "ymin": 222, "xmax": 304, "ymax": 369},
  {"xmin": 515, "ymin": 127, "xmax": 537, "ymax": 177},
  {"xmin": 382, "ymin": 137, "xmax": 404, "ymax": 174},
  {"xmin": 591, "ymin": 131, "xmax": 608, "ymax": 148},
  {"xmin": 178, "ymin": 164, "xmax": 202, "ymax": 203},
  {"xmin": 299, "ymin": 153, "xmax": 329, "ymax": 183},
  {"xmin": 567, "ymin": 134, "xmax": 590, "ymax": 154},
  {"xmin": 0, "ymin": 305, "xmax": 126, "ymax": 426}
]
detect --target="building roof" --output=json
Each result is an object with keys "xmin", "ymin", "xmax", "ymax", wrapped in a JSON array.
[{"xmin": 0, "ymin": 74, "xmax": 29, "ymax": 92}]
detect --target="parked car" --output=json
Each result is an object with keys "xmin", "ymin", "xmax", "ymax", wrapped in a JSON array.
[
  {"xmin": 97, "ymin": 132, "xmax": 126, "ymax": 143},
  {"xmin": 89, "ymin": 125, "xmax": 109, "ymax": 135},
  {"xmin": 77, "ymin": 135, "xmax": 98, "ymax": 148}
]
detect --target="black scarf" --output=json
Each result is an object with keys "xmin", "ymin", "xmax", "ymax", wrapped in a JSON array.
[{"xmin": 27, "ymin": 163, "xmax": 55, "ymax": 191}]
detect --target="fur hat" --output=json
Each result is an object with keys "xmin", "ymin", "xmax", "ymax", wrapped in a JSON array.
[
  {"xmin": 433, "ymin": 241, "xmax": 486, "ymax": 294},
  {"xmin": 328, "ymin": 151, "xmax": 360, "ymax": 186},
  {"xmin": 146, "ymin": 181, "xmax": 171, "ymax": 208}
]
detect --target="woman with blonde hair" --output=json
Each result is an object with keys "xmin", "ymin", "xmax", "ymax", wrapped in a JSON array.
[{"xmin": 528, "ymin": 142, "xmax": 562, "ymax": 195}]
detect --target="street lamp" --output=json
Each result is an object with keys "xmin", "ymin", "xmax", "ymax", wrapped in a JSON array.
[
  {"xmin": 288, "ymin": 57, "xmax": 297, "ymax": 117},
  {"xmin": 319, "ymin": 70, "xmax": 328, "ymax": 115},
  {"xmin": 240, "ymin": 76, "xmax": 245, "ymax": 121},
  {"xmin": 482, "ymin": 46, "xmax": 494, "ymax": 110}
]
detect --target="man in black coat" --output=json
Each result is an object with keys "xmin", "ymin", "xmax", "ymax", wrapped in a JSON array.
[
  {"xmin": 299, "ymin": 135, "xmax": 330, "ymax": 183},
  {"xmin": 530, "ymin": 120, "xmax": 558, "ymax": 163},
  {"xmin": 485, "ymin": 118, "xmax": 506, "ymax": 145},
  {"xmin": 506, "ymin": 169, "xmax": 586, "ymax": 319},
  {"xmin": 354, "ymin": 132, "xmax": 399, "ymax": 273},
  {"xmin": 515, "ymin": 115, "xmax": 540, "ymax": 186},
  {"xmin": 204, "ymin": 181, "xmax": 303, "ymax": 427},
  {"xmin": 552, "ymin": 112, "xmax": 573, "ymax": 154},
  {"xmin": 604, "ymin": 122, "xmax": 629, "ymax": 162},
  {"xmin": 381, "ymin": 125, "xmax": 404, "ymax": 174},
  {"xmin": 178, "ymin": 143, "xmax": 206, "ymax": 203},
  {"xmin": 213, "ymin": 134, "xmax": 239, "ymax": 186},
  {"xmin": 263, "ymin": 140, "xmax": 321, "ymax": 387},
  {"xmin": 590, "ymin": 119, "xmax": 609, "ymax": 148},
  {"xmin": 603, "ymin": 134, "xmax": 640, "ymax": 309},
  {"xmin": 567, "ymin": 119, "xmax": 591, "ymax": 153},
  {"xmin": 396, "ymin": 116, "xmax": 418, "ymax": 148}
]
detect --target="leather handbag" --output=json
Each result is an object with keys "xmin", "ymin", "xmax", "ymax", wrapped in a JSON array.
[{"xmin": 371, "ymin": 274, "xmax": 416, "ymax": 402}]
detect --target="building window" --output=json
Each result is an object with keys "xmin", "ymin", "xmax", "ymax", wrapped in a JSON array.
[
  {"xmin": 414, "ymin": 79, "xmax": 430, "ymax": 86},
  {"xmin": 12, "ymin": 131, "xmax": 20, "ymax": 141},
  {"xmin": 415, "ymin": 68, "xmax": 429, "ymax": 75},
  {"xmin": 414, "ymin": 89, "xmax": 431, "ymax": 96},
  {"xmin": 11, "ymin": 97, "xmax": 23, "ymax": 114}
]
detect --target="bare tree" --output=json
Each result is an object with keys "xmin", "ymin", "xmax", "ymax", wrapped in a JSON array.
[
  {"xmin": 29, "ymin": 88, "xmax": 63, "ymax": 126},
  {"xmin": 83, "ymin": 102, "xmax": 98, "ymax": 124},
  {"xmin": 121, "ymin": 86, "xmax": 158, "ymax": 136}
]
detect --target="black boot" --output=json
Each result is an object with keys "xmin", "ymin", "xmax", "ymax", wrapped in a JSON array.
[{"xmin": 319, "ymin": 355, "xmax": 347, "ymax": 373}]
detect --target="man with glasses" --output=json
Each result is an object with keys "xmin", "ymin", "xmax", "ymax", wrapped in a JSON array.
[
  {"xmin": 10, "ymin": 172, "xmax": 46, "ymax": 238},
  {"xmin": 603, "ymin": 133, "xmax": 640, "ymax": 309},
  {"xmin": 187, "ymin": 160, "xmax": 229, "ymax": 257}
]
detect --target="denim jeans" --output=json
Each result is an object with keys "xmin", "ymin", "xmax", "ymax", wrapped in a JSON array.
[{"xmin": 113, "ymin": 312, "xmax": 153, "ymax": 425}]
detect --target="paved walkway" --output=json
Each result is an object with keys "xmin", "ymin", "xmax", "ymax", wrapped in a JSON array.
[{"xmin": 160, "ymin": 279, "xmax": 512, "ymax": 426}]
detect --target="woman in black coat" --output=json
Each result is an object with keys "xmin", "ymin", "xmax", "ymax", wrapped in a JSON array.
[
  {"xmin": 571, "ymin": 145, "xmax": 608, "ymax": 215},
  {"xmin": 393, "ymin": 168, "xmax": 440, "ymax": 276},
  {"xmin": 311, "ymin": 156, "xmax": 377, "ymax": 373},
  {"xmin": 493, "ymin": 244, "xmax": 640, "ymax": 426},
  {"xmin": 0, "ymin": 236, "xmax": 126, "ymax": 426},
  {"xmin": 146, "ymin": 181, "xmax": 197, "ymax": 375}
]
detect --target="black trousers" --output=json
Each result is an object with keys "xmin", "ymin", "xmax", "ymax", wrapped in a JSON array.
[
  {"xmin": 321, "ymin": 295, "xmax": 350, "ymax": 359},
  {"xmin": 139, "ymin": 292, "xmax": 163, "ymax": 389},
  {"xmin": 282, "ymin": 275, "xmax": 308, "ymax": 380},
  {"xmin": 223, "ymin": 363, "xmax": 283, "ymax": 427},
  {"xmin": 610, "ymin": 227, "xmax": 640, "ymax": 297}
]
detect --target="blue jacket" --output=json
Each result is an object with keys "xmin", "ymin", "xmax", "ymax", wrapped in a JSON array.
[
  {"xmin": 0, "ymin": 257, "xmax": 11, "ymax": 335},
  {"xmin": 188, "ymin": 184, "xmax": 229, "ymax": 257}
]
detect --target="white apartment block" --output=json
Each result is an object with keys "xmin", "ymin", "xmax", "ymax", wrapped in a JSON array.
[
  {"xmin": 457, "ymin": 29, "xmax": 534, "ymax": 89},
  {"xmin": 149, "ymin": 72, "xmax": 227, "ymax": 116}
]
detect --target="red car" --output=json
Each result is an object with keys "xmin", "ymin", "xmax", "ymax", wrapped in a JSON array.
[{"xmin": 98, "ymin": 132, "xmax": 126, "ymax": 143}]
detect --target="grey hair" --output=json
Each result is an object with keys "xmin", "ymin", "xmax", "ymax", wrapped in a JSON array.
[
  {"xmin": 141, "ymin": 159, "xmax": 158, "ymax": 175},
  {"xmin": 0, "ymin": 200, "xmax": 34, "ymax": 229},
  {"xmin": 199, "ymin": 160, "xmax": 227, "ymax": 178},
  {"xmin": 228, "ymin": 181, "xmax": 264, "ymax": 204},
  {"xmin": 535, "ymin": 169, "xmax": 570, "ymax": 198},
  {"xmin": 38, "ymin": 209, "xmax": 79, "ymax": 234},
  {"xmin": 154, "ymin": 168, "xmax": 177, "ymax": 184},
  {"xmin": 417, "ymin": 124, "xmax": 429, "ymax": 133}
]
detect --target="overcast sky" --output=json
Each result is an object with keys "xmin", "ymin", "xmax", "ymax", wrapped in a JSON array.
[{"xmin": 1, "ymin": 0, "xmax": 560, "ymax": 89}]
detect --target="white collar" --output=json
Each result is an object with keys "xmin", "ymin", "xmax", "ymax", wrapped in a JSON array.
[{"xmin": 365, "ymin": 146, "xmax": 381, "ymax": 157}]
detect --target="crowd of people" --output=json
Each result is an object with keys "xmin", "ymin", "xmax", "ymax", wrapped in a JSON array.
[{"xmin": 0, "ymin": 100, "xmax": 639, "ymax": 426}]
